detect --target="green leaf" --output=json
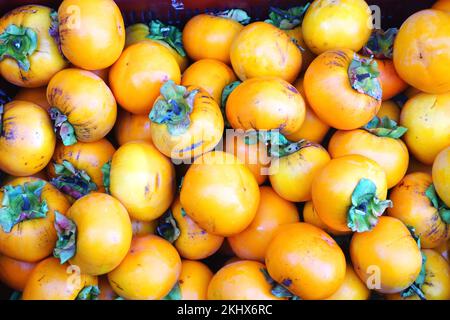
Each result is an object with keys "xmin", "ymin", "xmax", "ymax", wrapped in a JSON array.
[
  {"xmin": 401, "ymin": 230, "xmax": 427, "ymax": 301},
  {"xmin": 425, "ymin": 184, "xmax": 450, "ymax": 224},
  {"xmin": 101, "ymin": 161, "xmax": 111, "ymax": 195},
  {"xmin": 347, "ymin": 178, "xmax": 392, "ymax": 232},
  {"xmin": 162, "ymin": 282, "xmax": 182, "ymax": 300},
  {"xmin": 146, "ymin": 20, "xmax": 186, "ymax": 57},
  {"xmin": 156, "ymin": 210, "xmax": 180, "ymax": 243},
  {"xmin": 215, "ymin": 9, "xmax": 251, "ymax": 25},
  {"xmin": 348, "ymin": 54, "xmax": 382, "ymax": 101},
  {"xmin": 9, "ymin": 291, "xmax": 22, "ymax": 300},
  {"xmin": 264, "ymin": 5, "xmax": 310, "ymax": 30},
  {"xmin": 362, "ymin": 28, "xmax": 398, "ymax": 60},
  {"xmin": 259, "ymin": 268, "xmax": 300, "ymax": 300},
  {"xmin": 53, "ymin": 211, "xmax": 77, "ymax": 264},
  {"xmin": 0, "ymin": 24, "xmax": 38, "ymax": 71},
  {"xmin": 363, "ymin": 116, "xmax": 407, "ymax": 139},
  {"xmin": 0, "ymin": 180, "xmax": 48, "ymax": 233},
  {"xmin": 76, "ymin": 285, "xmax": 100, "ymax": 300},
  {"xmin": 49, "ymin": 108, "xmax": 77, "ymax": 146}
]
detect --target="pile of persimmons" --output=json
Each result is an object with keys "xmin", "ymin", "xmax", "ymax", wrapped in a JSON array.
[{"xmin": 0, "ymin": 0, "xmax": 449, "ymax": 300}]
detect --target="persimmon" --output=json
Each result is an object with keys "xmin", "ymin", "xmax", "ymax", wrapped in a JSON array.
[
  {"xmin": 207, "ymin": 260, "xmax": 282, "ymax": 300},
  {"xmin": 228, "ymin": 186, "xmax": 299, "ymax": 262},
  {"xmin": 377, "ymin": 100, "xmax": 400, "ymax": 122},
  {"xmin": 302, "ymin": 201, "xmax": 349, "ymax": 236},
  {"xmin": 150, "ymin": 81, "xmax": 224, "ymax": 160},
  {"xmin": 58, "ymin": 0, "xmax": 125, "ymax": 70},
  {"xmin": 108, "ymin": 234, "xmax": 181, "ymax": 300},
  {"xmin": 393, "ymin": 9, "xmax": 450, "ymax": 94},
  {"xmin": 0, "ymin": 255, "xmax": 38, "ymax": 291},
  {"xmin": 179, "ymin": 260, "xmax": 213, "ymax": 300},
  {"xmin": 376, "ymin": 59, "xmax": 408, "ymax": 101},
  {"xmin": 432, "ymin": 146, "xmax": 450, "ymax": 207},
  {"xmin": 14, "ymin": 87, "xmax": 50, "ymax": 111},
  {"xmin": 324, "ymin": 264, "xmax": 370, "ymax": 300},
  {"xmin": 312, "ymin": 155, "xmax": 389, "ymax": 233},
  {"xmin": 109, "ymin": 40, "xmax": 181, "ymax": 115},
  {"xmin": 350, "ymin": 216, "xmax": 422, "ymax": 294},
  {"xmin": 0, "ymin": 5, "xmax": 67, "ymax": 87},
  {"xmin": 47, "ymin": 139, "xmax": 115, "ymax": 200},
  {"xmin": 181, "ymin": 59, "xmax": 237, "ymax": 104},
  {"xmin": 47, "ymin": 68, "xmax": 117, "ymax": 146},
  {"xmin": 22, "ymin": 257, "xmax": 98, "ymax": 300},
  {"xmin": 226, "ymin": 77, "xmax": 305, "ymax": 136},
  {"xmin": 230, "ymin": 22, "xmax": 302, "ymax": 83},
  {"xmin": 387, "ymin": 173, "xmax": 449, "ymax": 249},
  {"xmin": 302, "ymin": 0, "xmax": 373, "ymax": 55},
  {"xmin": 183, "ymin": 10, "xmax": 249, "ymax": 64},
  {"xmin": 180, "ymin": 151, "xmax": 260, "ymax": 237},
  {"xmin": 265, "ymin": 222, "xmax": 346, "ymax": 300},
  {"xmin": 0, "ymin": 100, "xmax": 55, "ymax": 176},
  {"xmin": 432, "ymin": 0, "xmax": 450, "ymax": 12},
  {"xmin": 109, "ymin": 141, "xmax": 176, "ymax": 221},
  {"xmin": 400, "ymin": 92, "xmax": 450, "ymax": 165},
  {"xmin": 114, "ymin": 108, "xmax": 152, "ymax": 146},
  {"xmin": 0, "ymin": 177, "xmax": 70, "ymax": 262},
  {"xmin": 304, "ymin": 50, "xmax": 382, "ymax": 130}
]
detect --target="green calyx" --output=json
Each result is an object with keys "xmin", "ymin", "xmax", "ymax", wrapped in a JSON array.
[
  {"xmin": 215, "ymin": 9, "xmax": 251, "ymax": 25},
  {"xmin": 53, "ymin": 211, "xmax": 77, "ymax": 264},
  {"xmin": 0, "ymin": 180, "xmax": 48, "ymax": 233},
  {"xmin": 348, "ymin": 54, "xmax": 382, "ymax": 101},
  {"xmin": 260, "ymin": 268, "xmax": 300, "ymax": 300},
  {"xmin": 76, "ymin": 285, "xmax": 100, "ymax": 300},
  {"xmin": 50, "ymin": 160, "xmax": 97, "ymax": 200},
  {"xmin": 401, "ymin": 227, "xmax": 427, "ymax": 300},
  {"xmin": 146, "ymin": 20, "xmax": 186, "ymax": 57},
  {"xmin": 363, "ymin": 115, "xmax": 408, "ymax": 139},
  {"xmin": 0, "ymin": 24, "xmax": 38, "ymax": 71},
  {"xmin": 156, "ymin": 210, "xmax": 180, "ymax": 243},
  {"xmin": 49, "ymin": 107, "xmax": 77, "ymax": 146},
  {"xmin": 221, "ymin": 81, "xmax": 241, "ymax": 128},
  {"xmin": 362, "ymin": 28, "xmax": 398, "ymax": 60},
  {"xmin": 425, "ymin": 184, "xmax": 450, "ymax": 224},
  {"xmin": 347, "ymin": 178, "xmax": 392, "ymax": 233},
  {"xmin": 162, "ymin": 282, "xmax": 182, "ymax": 300},
  {"xmin": 101, "ymin": 161, "xmax": 111, "ymax": 195},
  {"xmin": 149, "ymin": 80, "xmax": 198, "ymax": 136},
  {"xmin": 264, "ymin": 5, "xmax": 310, "ymax": 30}
]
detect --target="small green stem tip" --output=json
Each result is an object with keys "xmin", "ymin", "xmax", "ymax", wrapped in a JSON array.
[
  {"xmin": 348, "ymin": 54, "xmax": 382, "ymax": 101},
  {"xmin": 49, "ymin": 108, "xmax": 77, "ymax": 146},
  {"xmin": 0, "ymin": 24, "xmax": 38, "ymax": 71},
  {"xmin": 76, "ymin": 286, "xmax": 100, "ymax": 300},
  {"xmin": 363, "ymin": 115, "xmax": 407, "ymax": 139},
  {"xmin": 53, "ymin": 211, "xmax": 77, "ymax": 264}
]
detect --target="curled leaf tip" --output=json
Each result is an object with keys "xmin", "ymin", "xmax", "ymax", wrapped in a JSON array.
[
  {"xmin": 76, "ymin": 285, "xmax": 100, "ymax": 300},
  {"xmin": 215, "ymin": 9, "xmax": 251, "ymax": 25},
  {"xmin": 348, "ymin": 54, "xmax": 382, "ymax": 101},
  {"xmin": 363, "ymin": 116, "xmax": 408, "ymax": 139},
  {"xmin": 49, "ymin": 108, "xmax": 77, "ymax": 146},
  {"xmin": 53, "ymin": 211, "xmax": 77, "ymax": 264},
  {"xmin": 156, "ymin": 210, "xmax": 180, "ymax": 243},
  {"xmin": 50, "ymin": 160, "xmax": 97, "ymax": 199}
]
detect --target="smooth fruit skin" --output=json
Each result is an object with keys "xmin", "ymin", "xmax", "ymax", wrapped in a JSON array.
[
  {"xmin": 376, "ymin": 59, "xmax": 408, "ymax": 101},
  {"xmin": 228, "ymin": 186, "xmax": 299, "ymax": 262},
  {"xmin": 67, "ymin": 193, "xmax": 132, "ymax": 276},
  {"xmin": 0, "ymin": 177, "xmax": 70, "ymax": 262},
  {"xmin": 183, "ymin": 14, "xmax": 243, "ymax": 64},
  {"xmin": 110, "ymin": 141, "xmax": 176, "ymax": 221},
  {"xmin": 0, "ymin": 5, "xmax": 68, "ymax": 87},
  {"xmin": 386, "ymin": 249, "xmax": 450, "ymax": 300},
  {"xmin": 150, "ymin": 87, "xmax": 224, "ymax": 160},
  {"xmin": 181, "ymin": 59, "xmax": 237, "ymax": 104},
  {"xmin": 286, "ymin": 78, "xmax": 329, "ymax": 143},
  {"xmin": 48, "ymin": 139, "xmax": 116, "ymax": 194},
  {"xmin": 377, "ymin": 100, "xmax": 400, "ymax": 123},
  {"xmin": 302, "ymin": 0, "xmax": 373, "ymax": 55},
  {"xmin": 230, "ymin": 22, "xmax": 302, "ymax": 83},
  {"xmin": 0, "ymin": 101, "xmax": 55, "ymax": 176},
  {"xmin": 265, "ymin": 222, "xmax": 346, "ymax": 300},
  {"xmin": 58, "ymin": 0, "xmax": 125, "ymax": 70},
  {"xmin": 114, "ymin": 108, "xmax": 152, "ymax": 146},
  {"xmin": 109, "ymin": 40, "xmax": 181, "ymax": 115},
  {"xmin": 304, "ymin": 49, "xmax": 381, "ymax": 130},
  {"xmin": 15, "ymin": 87, "xmax": 50, "ymax": 111},
  {"xmin": 226, "ymin": 77, "xmax": 305, "ymax": 136},
  {"xmin": 433, "ymin": 146, "xmax": 450, "ymax": 207},
  {"xmin": 393, "ymin": 9, "xmax": 450, "ymax": 94},
  {"xmin": 179, "ymin": 260, "xmax": 213, "ymax": 300},
  {"xmin": 432, "ymin": 0, "xmax": 450, "ymax": 12},
  {"xmin": 180, "ymin": 151, "xmax": 260, "ymax": 237},
  {"xmin": 302, "ymin": 201, "xmax": 349, "ymax": 236},
  {"xmin": 387, "ymin": 173, "xmax": 449, "ymax": 249},
  {"xmin": 328, "ymin": 129, "xmax": 409, "ymax": 189},
  {"xmin": 22, "ymin": 257, "xmax": 97, "ymax": 300},
  {"xmin": 0, "ymin": 255, "xmax": 38, "ymax": 291},
  {"xmin": 311, "ymin": 155, "xmax": 388, "ymax": 232},
  {"xmin": 350, "ymin": 216, "xmax": 422, "ymax": 294},
  {"xmin": 324, "ymin": 264, "xmax": 370, "ymax": 300},
  {"xmin": 270, "ymin": 144, "xmax": 331, "ymax": 202},
  {"xmin": 47, "ymin": 68, "xmax": 117, "ymax": 143},
  {"xmin": 207, "ymin": 260, "xmax": 282, "ymax": 300},
  {"xmin": 108, "ymin": 235, "xmax": 182, "ymax": 300},
  {"xmin": 400, "ymin": 92, "xmax": 450, "ymax": 165},
  {"xmin": 172, "ymin": 197, "xmax": 224, "ymax": 260}
]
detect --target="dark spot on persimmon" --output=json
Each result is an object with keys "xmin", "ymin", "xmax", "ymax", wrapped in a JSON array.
[{"xmin": 282, "ymin": 278, "xmax": 292, "ymax": 287}]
